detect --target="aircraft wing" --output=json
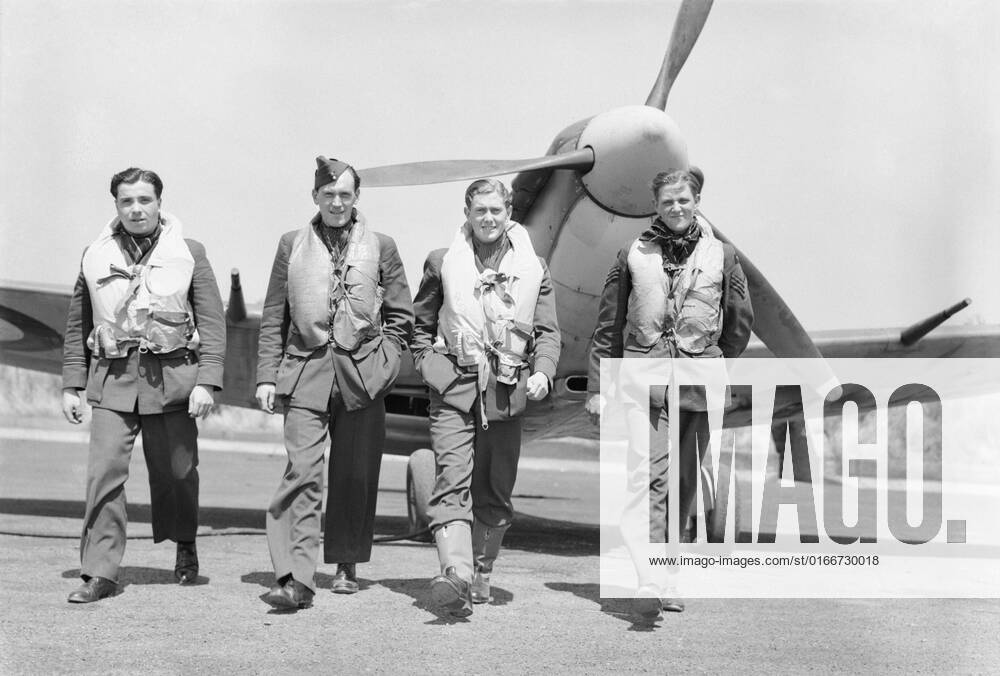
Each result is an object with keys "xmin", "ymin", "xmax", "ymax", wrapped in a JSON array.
[{"xmin": 4, "ymin": 279, "xmax": 1000, "ymax": 445}]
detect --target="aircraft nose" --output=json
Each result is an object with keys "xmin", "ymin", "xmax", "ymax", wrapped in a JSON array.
[{"xmin": 577, "ymin": 105, "xmax": 688, "ymax": 217}]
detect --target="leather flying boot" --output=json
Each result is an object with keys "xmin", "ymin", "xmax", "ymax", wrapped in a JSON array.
[
  {"xmin": 68, "ymin": 576, "xmax": 118, "ymax": 604},
  {"xmin": 471, "ymin": 521, "xmax": 509, "ymax": 604},
  {"xmin": 430, "ymin": 521, "xmax": 473, "ymax": 617},
  {"xmin": 263, "ymin": 576, "xmax": 314, "ymax": 610}
]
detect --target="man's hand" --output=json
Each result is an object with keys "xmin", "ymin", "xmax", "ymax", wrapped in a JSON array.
[
  {"xmin": 188, "ymin": 384, "xmax": 215, "ymax": 418},
  {"xmin": 255, "ymin": 383, "xmax": 276, "ymax": 414},
  {"xmin": 585, "ymin": 393, "xmax": 604, "ymax": 426},
  {"xmin": 62, "ymin": 388, "xmax": 84, "ymax": 424},
  {"xmin": 526, "ymin": 372, "xmax": 550, "ymax": 401}
]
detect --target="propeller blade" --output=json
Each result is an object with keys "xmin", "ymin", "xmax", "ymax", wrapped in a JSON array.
[
  {"xmin": 358, "ymin": 148, "xmax": 595, "ymax": 187},
  {"xmin": 702, "ymin": 216, "xmax": 822, "ymax": 359},
  {"xmin": 645, "ymin": 0, "xmax": 714, "ymax": 110}
]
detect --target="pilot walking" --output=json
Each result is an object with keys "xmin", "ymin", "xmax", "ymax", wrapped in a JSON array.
[
  {"xmin": 586, "ymin": 168, "xmax": 753, "ymax": 618},
  {"xmin": 61, "ymin": 168, "xmax": 226, "ymax": 603},
  {"xmin": 412, "ymin": 179, "xmax": 560, "ymax": 617},
  {"xmin": 255, "ymin": 157, "xmax": 413, "ymax": 610}
]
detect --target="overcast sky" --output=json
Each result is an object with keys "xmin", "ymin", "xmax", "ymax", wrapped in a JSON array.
[{"xmin": 1, "ymin": 0, "xmax": 997, "ymax": 331}]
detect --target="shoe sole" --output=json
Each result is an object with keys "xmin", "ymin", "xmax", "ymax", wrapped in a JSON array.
[
  {"xmin": 430, "ymin": 578, "xmax": 472, "ymax": 617},
  {"xmin": 662, "ymin": 600, "xmax": 685, "ymax": 613},
  {"xmin": 67, "ymin": 587, "xmax": 119, "ymax": 604},
  {"xmin": 263, "ymin": 593, "xmax": 304, "ymax": 610},
  {"xmin": 332, "ymin": 585, "xmax": 359, "ymax": 595}
]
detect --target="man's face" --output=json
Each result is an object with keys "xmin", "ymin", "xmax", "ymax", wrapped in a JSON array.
[
  {"xmin": 313, "ymin": 171, "xmax": 358, "ymax": 228},
  {"xmin": 115, "ymin": 180, "xmax": 161, "ymax": 236},
  {"xmin": 465, "ymin": 191, "xmax": 510, "ymax": 244},
  {"xmin": 654, "ymin": 182, "xmax": 698, "ymax": 234}
]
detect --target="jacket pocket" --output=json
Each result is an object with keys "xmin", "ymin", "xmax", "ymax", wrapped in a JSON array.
[
  {"xmin": 485, "ymin": 368, "xmax": 528, "ymax": 421},
  {"xmin": 417, "ymin": 351, "xmax": 462, "ymax": 395},
  {"xmin": 85, "ymin": 358, "xmax": 112, "ymax": 405},
  {"xmin": 159, "ymin": 350, "xmax": 199, "ymax": 408},
  {"xmin": 275, "ymin": 353, "xmax": 308, "ymax": 397},
  {"xmin": 350, "ymin": 336, "xmax": 402, "ymax": 401}
]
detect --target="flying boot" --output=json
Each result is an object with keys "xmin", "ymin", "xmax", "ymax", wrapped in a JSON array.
[
  {"xmin": 429, "ymin": 520, "xmax": 474, "ymax": 617},
  {"xmin": 470, "ymin": 521, "xmax": 509, "ymax": 604}
]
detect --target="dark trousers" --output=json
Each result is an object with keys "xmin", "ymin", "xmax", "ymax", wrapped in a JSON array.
[
  {"xmin": 266, "ymin": 396, "xmax": 385, "ymax": 592},
  {"xmin": 80, "ymin": 407, "xmax": 199, "ymax": 581},
  {"xmin": 426, "ymin": 390, "xmax": 522, "ymax": 530}
]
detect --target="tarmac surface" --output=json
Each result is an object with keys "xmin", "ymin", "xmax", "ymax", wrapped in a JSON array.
[{"xmin": 1, "ymin": 419, "xmax": 999, "ymax": 674}]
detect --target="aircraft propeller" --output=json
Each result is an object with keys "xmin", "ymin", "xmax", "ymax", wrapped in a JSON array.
[
  {"xmin": 645, "ymin": 0, "xmax": 715, "ymax": 110},
  {"xmin": 358, "ymin": 148, "xmax": 593, "ymax": 188},
  {"xmin": 356, "ymin": 0, "xmax": 830, "ymax": 365}
]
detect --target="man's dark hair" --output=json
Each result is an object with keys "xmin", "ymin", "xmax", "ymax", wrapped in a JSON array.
[{"xmin": 110, "ymin": 168, "xmax": 164, "ymax": 199}]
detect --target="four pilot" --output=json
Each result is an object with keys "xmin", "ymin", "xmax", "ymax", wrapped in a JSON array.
[{"xmin": 59, "ymin": 161, "xmax": 745, "ymax": 622}]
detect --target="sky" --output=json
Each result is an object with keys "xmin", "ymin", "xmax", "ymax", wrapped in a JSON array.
[{"xmin": 1, "ymin": 0, "xmax": 998, "ymax": 332}]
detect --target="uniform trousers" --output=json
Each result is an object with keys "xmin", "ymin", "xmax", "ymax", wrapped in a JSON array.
[
  {"xmin": 620, "ymin": 404, "xmax": 710, "ymax": 547},
  {"xmin": 80, "ymin": 407, "xmax": 199, "ymax": 581},
  {"xmin": 426, "ymin": 389, "xmax": 522, "ymax": 530},
  {"xmin": 265, "ymin": 392, "xmax": 385, "ymax": 592}
]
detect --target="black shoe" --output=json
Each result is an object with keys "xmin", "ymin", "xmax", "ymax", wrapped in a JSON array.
[
  {"xmin": 263, "ymin": 577, "xmax": 314, "ymax": 610},
  {"xmin": 68, "ymin": 577, "xmax": 118, "ymax": 604},
  {"xmin": 175, "ymin": 541, "xmax": 199, "ymax": 584},
  {"xmin": 430, "ymin": 566, "xmax": 473, "ymax": 618},
  {"xmin": 331, "ymin": 563, "xmax": 359, "ymax": 594}
]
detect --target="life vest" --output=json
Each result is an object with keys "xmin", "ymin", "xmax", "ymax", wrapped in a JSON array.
[
  {"xmin": 434, "ymin": 221, "xmax": 543, "ymax": 391},
  {"xmin": 624, "ymin": 221, "xmax": 724, "ymax": 354},
  {"xmin": 82, "ymin": 212, "xmax": 199, "ymax": 358},
  {"xmin": 286, "ymin": 212, "xmax": 382, "ymax": 352}
]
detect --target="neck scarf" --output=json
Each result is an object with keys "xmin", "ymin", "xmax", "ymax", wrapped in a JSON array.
[
  {"xmin": 472, "ymin": 232, "xmax": 511, "ymax": 272},
  {"xmin": 642, "ymin": 218, "xmax": 702, "ymax": 265}
]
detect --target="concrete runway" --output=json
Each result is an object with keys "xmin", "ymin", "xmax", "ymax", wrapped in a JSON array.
[{"xmin": 1, "ymin": 423, "xmax": 998, "ymax": 674}]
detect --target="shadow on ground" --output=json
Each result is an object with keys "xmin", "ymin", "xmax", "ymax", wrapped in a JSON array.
[
  {"xmin": 1, "ymin": 498, "xmax": 599, "ymax": 557},
  {"xmin": 61, "ymin": 566, "xmax": 210, "ymax": 586},
  {"xmin": 545, "ymin": 582, "xmax": 665, "ymax": 632}
]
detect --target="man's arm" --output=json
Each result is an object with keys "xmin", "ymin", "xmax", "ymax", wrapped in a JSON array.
[
  {"xmin": 376, "ymin": 234, "xmax": 414, "ymax": 355},
  {"xmin": 62, "ymin": 265, "xmax": 92, "ymax": 391},
  {"xmin": 256, "ymin": 233, "xmax": 293, "ymax": 385},
  {"xmin": 410, "ymin": 250, "xmax": 446, "ymax": 369},
  {"xmin": 717, "ymin": 246, "xmax": 754, "ymax": 358},
  {"xmin": 186, "ymin": 239, "xmax": 226, "ymax": 390},
  {"xmin": 61, "ymin": 263, "xmax": 92, "ymax": 423},
  {"xmin": 529, "ymin": 259, "xmax": 560, "ymax": 384},
  {"xmin": 587, "ymin": 249, "xmax": 628, "ymax": 393}
]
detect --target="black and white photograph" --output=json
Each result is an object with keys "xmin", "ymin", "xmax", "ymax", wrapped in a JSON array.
[{"xmin": 1, "ymin": 0, "xmax": 998, "ymax": 672}]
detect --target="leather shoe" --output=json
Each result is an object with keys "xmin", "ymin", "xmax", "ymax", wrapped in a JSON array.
[
  {"xmin": 632, "ymin": 585, "xmax": 664, "ymax": 620},
  {"xmin": 263, "ymin": 577, "xmax": 314, "ymax": 610},
  {"xmin": 331, "ymin": 563, "xmax": 359, "ymax": 594},
  {"xmin": 175, "ymin": 541, "xmax": 198, "ymax": 584},
  {"xmin": 68, "ymin": 577, "xmax": 118, "ymax": 604},
  {"xmin": 430, "ymin": 566, "xmax": 473, "ymax": 618}
]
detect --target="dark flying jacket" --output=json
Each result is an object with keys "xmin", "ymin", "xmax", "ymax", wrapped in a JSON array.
[
  {"xmin": 411, "ymin": 248, "xmax": 560, "ymax": 420},
  {"xmin": 256, "ymin": 220, "xmax": 414, "ymax": 412},
  {"xmin": 62, "ymin": 235, "xmax": 226, "ymax": 415}
]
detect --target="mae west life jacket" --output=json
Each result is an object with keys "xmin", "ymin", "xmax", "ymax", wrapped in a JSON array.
[
  {"xmin": 286, "ymin": 213, "xmax": 383, "ymax": 352},
  {"xmin": 81, "ymin": 212, "xmax": 199, "ymax": 357},
  {"xmin": 434, "ymin": 221, "xmax": 543, "ymax": 392},
  {"xmin": 625, "ymin": 221, "xmax": 724, "ymax": 354}
]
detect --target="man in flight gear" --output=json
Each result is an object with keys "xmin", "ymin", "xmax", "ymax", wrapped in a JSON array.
[{"xmin": 412, "ymin": 178, "xmax": 560, "ymax": 617}]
